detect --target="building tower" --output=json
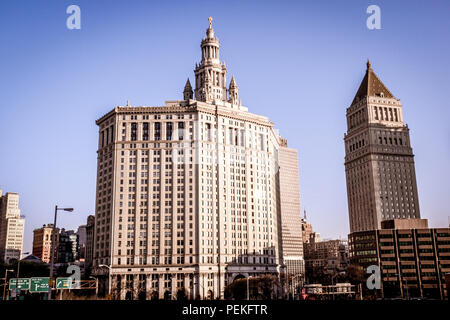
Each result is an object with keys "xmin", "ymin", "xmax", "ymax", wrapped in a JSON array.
[
  {"xmin": 344, "ymin": 61, "xmax": 420, "ymax": 233},
  {"xmin": 183, "ymin": 78, "xmax": 193, "ymax": 101},
  {"xmin": 93, "ymin": 17, "xmax": 302, "ymax": 300},
  {"xmin": 228, "ymin": 76, "xmax": 239, "ymax": 105},
  {"xmin": 194, "ymin": 17, "xmax": 228, "ymax": 102}
]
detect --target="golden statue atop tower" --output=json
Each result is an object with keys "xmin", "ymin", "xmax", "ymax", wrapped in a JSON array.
[{"xmin": 208, "ymin": 16, "xmax": 212, "ymax": 28}]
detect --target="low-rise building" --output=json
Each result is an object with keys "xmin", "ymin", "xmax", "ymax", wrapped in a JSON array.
[{"xmin": 348, "ymin": 218, "xmax": 450, "ymax": 299}]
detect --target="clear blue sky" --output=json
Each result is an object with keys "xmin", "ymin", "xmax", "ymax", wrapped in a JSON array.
[{"xmin": 0, "ymin": 0, "xmax": 449, "ymax": 253}]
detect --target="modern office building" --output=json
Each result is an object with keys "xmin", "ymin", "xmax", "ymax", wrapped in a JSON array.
[
  {"xmin": 344, "ymin": 61, "xmax": 420, "ymax": 233},
  {"xmin": 32, "ymin": 224, "xmax": 59, "ymax": 263},
  {"xmin": 348, "ymin": 218, "xmax": 450, "ymax": 299},
  {"xmin": 277, "ymin": 142, "xmax": 305, "ymax": 292},
  {"xmin": 92, "ymin": 18, "xmax": 303, "ymax": 300},
  {"xmin": 0, "ymin": 189, "xmax": 25, "ymax": 264}
]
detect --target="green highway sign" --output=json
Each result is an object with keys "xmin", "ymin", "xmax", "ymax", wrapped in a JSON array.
[
  {"xmin": 56, "ymin": 277, "xmax": 72, "ymax": 289},
  {"xmin": 9, "ymin": 278, "xmax": 30, "ymax": 290},
  {"xmin": 29, "ymin": 277, "xmax": 50, "ymax": 293}
]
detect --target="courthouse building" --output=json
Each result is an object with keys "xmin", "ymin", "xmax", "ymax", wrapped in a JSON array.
[
  {"xmin": 344, "ymin": 61, "xmax": 421, "ymax": 233},
  {"xmin": 93, "ymin": 18, "xmax": 304, "ymax": 299}
]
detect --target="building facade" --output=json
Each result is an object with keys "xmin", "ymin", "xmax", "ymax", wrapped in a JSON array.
[
  {"xmin": 348, "ymin": 219, "xmax": 450, "ymax": 299},
  {"xmin": 304, "ymin": 239, "xmax": 349, "ymax": 276},
  {"xmin": 77, "ymin": 224, "xmax": 87, "ymax": 262},
  {"xmin": 92, "ymin": 18, "xmax": 303, "ymax": 300},
  {"xmin": 32, "ymin": 224, "xmax": 59, "ymax": 264},
  {"xmin": 344, "ymin": 61, "xmax": 420, "ymax": 233},
  {"xmin": 0, "ymin": 190, "xmax": 25, "ymax": 264},
  {"xmin": 57, "ymin": 229, "xmax": 79, "ymax": 263},
  {"xmin": 85, "ymin": 215, "xmax": 95, "ymax": 269},
  {"xmin": 277, "ymin": 142, "xmax": 305, "ymax": 292}
]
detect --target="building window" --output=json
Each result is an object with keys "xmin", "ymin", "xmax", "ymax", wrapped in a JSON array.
[
  {"xmin": 166, "ymin": 122, "xmax": 173, "ymax": 140},
  {"xmin": 155, "ymin": 122, "xmax": 161, "ymax": 140},
  {"xmin": 131, "ymin": 123, "xmax": 137, "ymax": 141},
  {"xmin": 143, "ymin": 123, "xmax": 149, "ymax": 141}
]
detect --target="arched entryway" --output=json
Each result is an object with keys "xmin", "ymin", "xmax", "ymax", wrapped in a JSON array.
[{"xmin": 164, "ymin": 290, "xmax": 172, "ymax": 300}]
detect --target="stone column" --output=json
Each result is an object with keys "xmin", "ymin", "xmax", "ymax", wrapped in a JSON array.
[
  {"xmin": 133, "ymin": 275, "xmax": 139, "ymax": 300},
  {"xmin": 183, "ymin": 273, "xmax": 190, "ymax": 299},
  {"xmin": 146, "ymin": 274, "xmax": 152, "ymax": 300},
  {"xmin": 120, "ymin": 276, "xmax": 126, "ymax": 300},
  {"xmin": 171, "ymin": 273, "xmax": 177, "ymax": 299},
  {"xmin": 158, "ymin": 274, "xmax": 164, "ymax": 299}
]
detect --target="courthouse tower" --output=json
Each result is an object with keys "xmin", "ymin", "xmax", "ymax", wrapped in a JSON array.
[
  {"xmin": 344, "ymin": 61, "xmax": 420, "ymax": 233},
  {"xmin": 93, "ymin": 18, "xmax": 303, "ymax": 300}
]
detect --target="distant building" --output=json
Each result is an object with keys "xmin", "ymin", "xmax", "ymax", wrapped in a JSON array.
[
  {"xmin": 85, "ymin": 215, "xmax": 95, "ymax": 269},
  {"xmin": 301, "ymin": 212, "xmax": 320, "ymax": 245},
  {"xmin": 0, "ymin": 189, "xmax": 25, "ymax": 264},
  {"xmin": 57, "ymin": 229, "xmax": 79, "ymax": 263},
  {"xmin": 348, "ymin": 218, "xmax": 450, "ymax": 299},
  {"xmin": 304, "ymin": 239, "xmax": 349, "ymax": 275},
  {"xmin": 77, "ymin": 224, "xmax": 87, "ymax": 262},
  {"xmin": 32, "ymin": 224, "xmax": 59, "ymax": 263}
]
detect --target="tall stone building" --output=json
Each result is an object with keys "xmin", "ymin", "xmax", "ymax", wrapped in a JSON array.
[
  {"xmin": 344, "ymin": 61, "xmax": 420, "ymax": 233},
  {"xmin": 0, "ymin": 189, "xmax": 25, "ymax": 264},
  {"xmin": 93, "ymin": 18, "xmax": 303, "ymax": 300}
]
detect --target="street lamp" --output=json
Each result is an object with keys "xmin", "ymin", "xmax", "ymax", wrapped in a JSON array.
[
  {"xmin": 2, "ymin": 269, "xmax": 14, "ymax": 301},
  {"xmin": 48, "ymin": 205, "xmax": 74, "ymax": 300},
  {"xmin": 89, "ymin": 276, "xmax": 99, "ymax": 297},
  {"xmin": 99, "ymin": 264, "xmax": 112, "ymax": 297},
  {"xmin": 15, "ymin": 251, "xmax": 30, "ymax": 300}
]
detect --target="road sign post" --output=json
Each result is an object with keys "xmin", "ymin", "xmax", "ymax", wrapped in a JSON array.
[
  {"xmin": 30, "ymin": 277, "xmax": 50, "ymax": 293},
  {"xmin": 56, "ymin": 278, "xmax": 72, "ymax": 290},
  {"xmin": 9, "ymin": 278, "xmax": 30, "ymax": 291}
]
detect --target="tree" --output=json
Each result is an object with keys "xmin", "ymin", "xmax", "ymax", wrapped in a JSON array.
[{"xmin": 224, "ymin": 275, "xmax": 280, "ymax": 300}]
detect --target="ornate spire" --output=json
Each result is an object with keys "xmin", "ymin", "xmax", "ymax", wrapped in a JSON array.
[
  {"xmin": 228, "ymin": 75, "xmax": 239, "ymax": 105},
  {"xmin": 183, "ymin": 78, "xmax": 193, "ymax": 100},
  {"xmin": 194, "ymin": 17, "xmax": 227, "ymax": 102}
]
